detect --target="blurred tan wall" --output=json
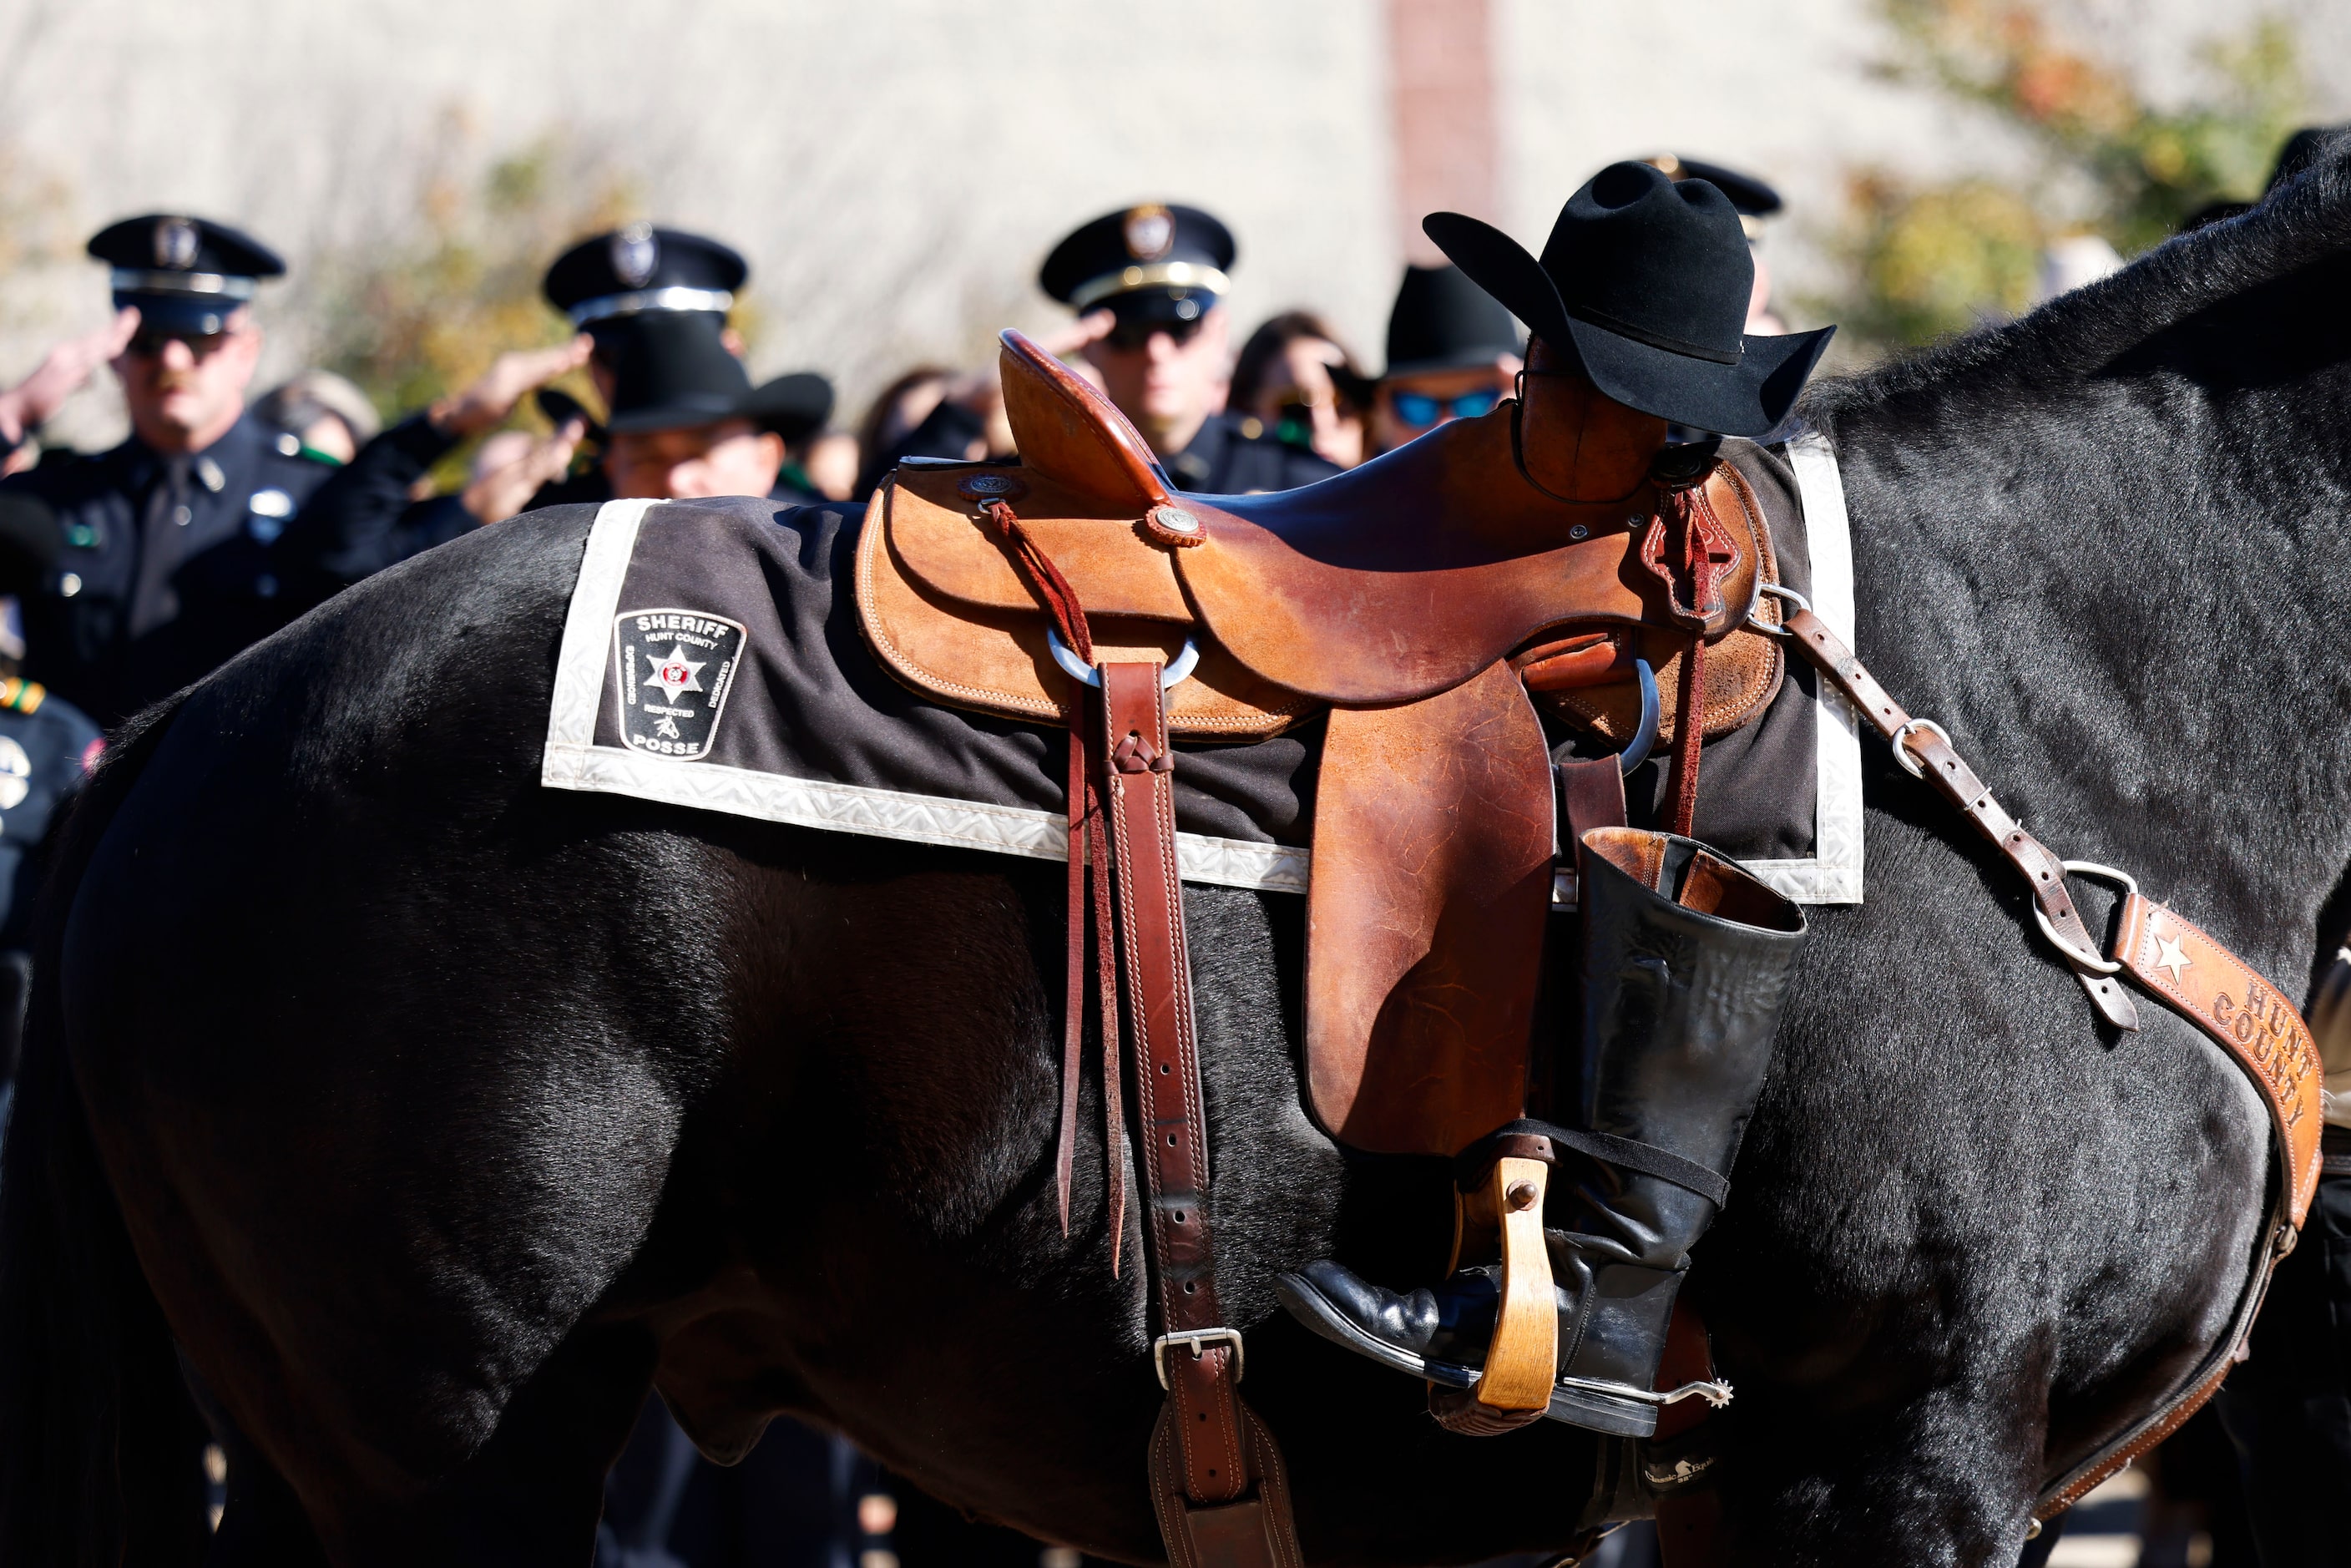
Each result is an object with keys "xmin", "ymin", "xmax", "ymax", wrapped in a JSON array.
[{"xmin": 1, "ymin": 0, "xmax": 2343, "ymax": 449}]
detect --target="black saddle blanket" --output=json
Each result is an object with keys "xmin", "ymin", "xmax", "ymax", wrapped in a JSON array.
[{"xmin": 540, "ymin": 437, "xmax": 1860, "ymax": 902}]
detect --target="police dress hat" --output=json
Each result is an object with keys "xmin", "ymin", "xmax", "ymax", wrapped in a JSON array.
[
  {"xmin": 87, "ymin": 215, "xmax": 284, "ymax": 336},
  {"xmin": 1039, "ymin": 204, "xmax": 1235, "ymax": 326},
  {"xmin": 543, "ymin": 224, "xmax": 832, "ymax": 439},
  {"xmin": 544, "ymin": 223, "xmax": 748, "ymax": 330},
  {"xmin": 1424, "ymin": 162, "xmax": 1833, "ymax": 438}
]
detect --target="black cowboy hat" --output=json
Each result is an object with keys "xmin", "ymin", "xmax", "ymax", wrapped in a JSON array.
[
  {"xmin": 596, "ymin": 312, "xmax": 833, "ymax": 440},
  {"xmin": 1424, "ymin": 162, "xmax": 1833, "ymax": 438}
]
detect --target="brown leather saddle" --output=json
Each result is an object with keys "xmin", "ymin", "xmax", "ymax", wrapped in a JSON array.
[{"xmin": 858, "ymin": 330, "xmax": 1784, "ymax": 1157}]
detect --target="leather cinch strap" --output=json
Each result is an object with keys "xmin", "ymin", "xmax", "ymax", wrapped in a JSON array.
[{"xmin": 1775, "ymin": 603, "xmax": 2321, "ymax": 1525}]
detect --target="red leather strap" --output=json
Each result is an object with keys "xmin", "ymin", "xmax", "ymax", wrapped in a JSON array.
[
  {"xmin": 1098, "ymin": 660, "xmax": 1303, "ymax": 1567},
  {"xmin": 1665, "ymin": 634, "xmax": 1705, "ymax": 837},
  {"xmin": 1641, "ymin": 484, "xmax": 1737, "ymax": 837}
]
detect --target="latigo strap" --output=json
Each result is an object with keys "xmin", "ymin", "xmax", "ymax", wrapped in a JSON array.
[{"xmin": 1771, "ymin": 597, "xmax": 2320, "ymax": 1526}]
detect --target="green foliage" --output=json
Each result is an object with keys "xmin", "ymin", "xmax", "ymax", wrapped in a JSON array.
[
  {"xmin": 1818, "ymin": 1, "xmax": 2309, "ymax": 353},
  {"xmin": 303, "ymin": 112, "xmax": 639, "ymax": 430}
]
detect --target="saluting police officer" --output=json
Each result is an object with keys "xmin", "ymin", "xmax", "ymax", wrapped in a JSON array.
[
  {"xmin": 529, "ymin": 225, "xmax": 832, "ymax": 509},
  {"xmin": 1039, "ymin": 204, "xmax": 1339, "ymax": 494},
  {"xmin": 303, "ymin": 225, "xmax": 833, "ymax": 564},
  {"xmin": 0, "ymin": 216, "xmax": 344, "ymax": 728}
]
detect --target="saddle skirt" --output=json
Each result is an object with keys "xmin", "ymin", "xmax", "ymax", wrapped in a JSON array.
[{"xmin": 857, "ymin": 331, "xmax": 1787, "ymax": 1155}]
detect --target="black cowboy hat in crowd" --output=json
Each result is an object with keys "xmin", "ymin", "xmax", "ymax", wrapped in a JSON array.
[
  {"xmin": 1424, "ymin": 161, "xmax": 1834, "ymax": 438},
  {"xmin": 1330, "ymin": 263, "xmax": 1524, "ymax": 407},
  {"xmin": 596, "ymin": 311, "xmax": 833, "ymax": 440}
]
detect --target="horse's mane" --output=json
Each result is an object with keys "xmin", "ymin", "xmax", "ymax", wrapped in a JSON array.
[{"xmin": 1802, "ymin": 139, "xmax": 2351, "ymax": 421}]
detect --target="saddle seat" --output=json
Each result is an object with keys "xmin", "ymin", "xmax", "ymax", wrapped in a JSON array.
[{"xmin": 856, "ymin": 331, "xmax": 1785, "ymax": 1157}]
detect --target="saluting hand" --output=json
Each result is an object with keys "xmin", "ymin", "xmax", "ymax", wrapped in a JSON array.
[
  {"xmin": 429, "ymin": 336, "xmax": 594, "ymax": 441},
  {"xmin": 0, "ymin": 306, "xmax": 141, "ymax": 449},
  {"xmin": 1034, "ymin": 308, "xmax": 1115, "ymax": 361},
  {"xmin": 459, "ymin": 417, "xmax": 587, "ymax": 527}
]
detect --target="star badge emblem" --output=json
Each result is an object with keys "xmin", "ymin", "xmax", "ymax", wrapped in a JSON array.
[
  {"xmin": 643, "ymin": 643, "xmax": 706, "ymax": 704},
  {"xmin": 2152, "ymin": 931, "xmax": 2192, "ymax": 982}
]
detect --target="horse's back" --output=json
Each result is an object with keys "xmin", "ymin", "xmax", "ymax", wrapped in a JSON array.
[{"xmin": 60, "ymin": 503, "xmax": 721, "ymax": 1499}]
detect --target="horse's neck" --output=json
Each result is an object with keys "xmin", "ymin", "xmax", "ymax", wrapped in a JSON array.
[{"xmin": 1838, "ymin": 426, "xmax": 2351, "ymax": 976}]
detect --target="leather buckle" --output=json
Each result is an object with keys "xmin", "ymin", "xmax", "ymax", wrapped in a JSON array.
[{"xmin": 1154, "ymin": 1327, "xmax": 1245, "ymax": 1388}]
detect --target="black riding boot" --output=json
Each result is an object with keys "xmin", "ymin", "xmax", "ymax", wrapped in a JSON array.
[{"xmin": 1277, "ymin": 827, "xmax": 1806, "ymax": 1436}]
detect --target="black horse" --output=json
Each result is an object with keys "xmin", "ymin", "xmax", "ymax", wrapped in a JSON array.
[{"xmin": 8, "ymin": 151, "xmax": 2351, "ymax": 1568}]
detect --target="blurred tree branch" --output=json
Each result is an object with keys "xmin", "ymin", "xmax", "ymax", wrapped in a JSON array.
[
  {"xmin": 1813, "ymin": 1, "xmax": 2308, "ymax": 354},
  {"xmin": 301, "ymin": 109, "xmax": 643, "ymax": 478}
]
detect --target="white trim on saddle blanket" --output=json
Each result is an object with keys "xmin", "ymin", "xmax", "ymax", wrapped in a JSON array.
[
  {"xmin": 539, "ymin": 440, "xmax": 1865, "ymax": 903},
  {"xmin": 1752, "ymin": 426, "xmax": 1864, "ymax": 905}
]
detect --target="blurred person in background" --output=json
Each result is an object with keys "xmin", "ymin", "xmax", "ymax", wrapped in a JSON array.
[
  {"xmin": 0, "ymin": 215, "xmax": 351, "ymax": 728},
  {"xmin": 1227, "ymin": 311, "xmax": 1368, "ymax": 468},
  {"xmin": 253, "ymin": 368, "xmax": 381, "ymax": 464},
  {"xmin": 1039, "ymin": 202, "xmax": 1337, "ymax": 493},
  {"xmin": 302, "ymin": 224, "xmax": 836, "ymax": 572},
  {"xmin": 852, "ymin": 366, "xmax": 958, "ymax": 498},
  {"xmin": 796, "ymin": 428, "xmax": 860, "ymax": 502},
  {"xmin": 1343, "ymin": 262, "xmax": 1521, "ymax": 458},
  {"xmin": 1644, "ymin": 154, "xmax": 1786, "ymax": 331}
]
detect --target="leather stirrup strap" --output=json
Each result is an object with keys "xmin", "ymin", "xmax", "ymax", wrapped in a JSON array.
[{"xmin": 1097, "ymin": 661, "xmax": 1303, "ymax": 1568}]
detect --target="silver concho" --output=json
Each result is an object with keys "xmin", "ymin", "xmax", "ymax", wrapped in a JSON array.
[
  {"xmin": 154, "ymin": 216, "xmax": 200, "ymax": 271},
  {"xmin": 610, "ymin": 222, "xmax": 660, "ymax": 289},
  {"xmin": 957, "ymin": 473, "xmax": 1026, "ymax": 501},
  {"xmin": 1123, "ymin": 205, "xmax": 1175, "ymax": 262}
]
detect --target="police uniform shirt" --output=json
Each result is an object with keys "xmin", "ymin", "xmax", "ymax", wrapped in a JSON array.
[
  {"xmin": 0, "ymin": 681, "xmax": 99, "ymax": 946},
  {"xmin": 0, "ymin": 411, "xmax": 336, "ymax": 727},
  {"xmin": 1165, "ymin": 411, "xmax": 1340, "ymax": 494}
]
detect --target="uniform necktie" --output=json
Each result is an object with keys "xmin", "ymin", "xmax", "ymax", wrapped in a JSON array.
[{"xmin": 128, "ymin": 456, "xmax": 191, "ymax": 640}]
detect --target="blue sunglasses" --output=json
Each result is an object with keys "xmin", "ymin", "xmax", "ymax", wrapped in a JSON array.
[{"xmin": 1388, "ymin": 388, "xmax": 1499, "ymax": 427}]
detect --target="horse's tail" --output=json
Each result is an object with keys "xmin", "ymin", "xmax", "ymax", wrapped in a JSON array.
[{"xmin": 0, "ymin": 693, "xmax": 213, "ymax": 1568}]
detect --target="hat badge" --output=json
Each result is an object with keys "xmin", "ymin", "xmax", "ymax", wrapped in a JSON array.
[
  {"xmin": 610, "ymin": 222, "xmax": 660, "ymax": 290},
  {"xmin": 1123, "ymin": 205, "xmax": 1175, "ymax": 263},
  {"xmin": 154, "ymin": 216, "xmax": 200, "ymax": 271}
]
